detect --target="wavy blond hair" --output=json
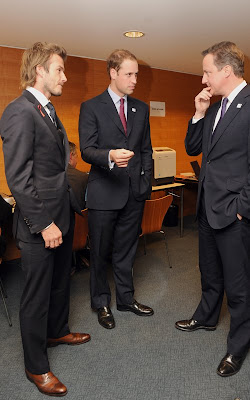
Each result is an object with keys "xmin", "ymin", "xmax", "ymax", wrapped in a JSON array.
[{"xmin": 20, "ymin": 42, "xmax": 67, "ymax": 89}]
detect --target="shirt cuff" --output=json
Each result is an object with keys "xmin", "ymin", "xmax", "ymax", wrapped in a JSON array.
[
  {"xmin": 37, "ymin": 222, "xmax": 54, "ymax": 234},
  {"xmin": 108, "ymin": 151, "xmax": 115, "ymax": 170},
  {"xmin": 192, "ymin": 116, "xmax": 204, "ymax": 124}
]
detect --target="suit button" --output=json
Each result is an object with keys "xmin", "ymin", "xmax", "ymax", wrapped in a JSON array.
[{"xmin": 207, "ymin": 160, "xmax": 210, "ymax": 164}]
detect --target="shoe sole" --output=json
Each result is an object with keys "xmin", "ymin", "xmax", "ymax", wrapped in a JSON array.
[
  {"xmin": 47, "ymin": 337, "xmax": 91, "ymax": 347},
  {"xmin": 26, "ymin": 373, "xmax": 68, "ymax": 396},
  {"xmin": 175, "ymin": 324, "xmax": 216, "ymax": 332},
  {"xmin": 117, "ymin": 306, "xmax": 154, "ymax": 316}
]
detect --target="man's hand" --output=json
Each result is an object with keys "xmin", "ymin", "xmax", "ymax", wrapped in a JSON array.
[
  {"xmin": 110, "ymin": 149, "xmax": 134, "ymax": 167},
  {"xmin": 237, "ymin": 213, "xmax": 242, "ymax": 220},
  {"xmin": 41, "ymin": 222, "xmax": 63, "ymax": 249},
  {"xmin": 194, "ymin": 87, "xmax": 213, "ymax": 119}
]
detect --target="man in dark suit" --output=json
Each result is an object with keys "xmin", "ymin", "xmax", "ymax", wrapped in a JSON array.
[
  {"xmin": 175, "ymin": 42, "xmax": 250, "ymax": 377},
  {"xmin": 79, "ymin": 49, "xmax": 154, "ymax": 329},
  {"xmin": 0, "ymin": 42, "xmax": 90, "ymax": 396},
  {"xmin": 67, "ymin": 141, "xmax": 88, "ymax": 210}
]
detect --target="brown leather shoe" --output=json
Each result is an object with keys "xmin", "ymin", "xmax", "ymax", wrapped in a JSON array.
[
  {"xmin": 47, "ymin": 332, "xmax": 91, "ymax": 347},
  {"xmin": 25, "ymin": 369, "xmax": 67, "ymax": 396}
]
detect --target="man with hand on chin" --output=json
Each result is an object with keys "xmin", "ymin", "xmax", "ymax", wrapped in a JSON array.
[
  {"xmin": 79, "ymin": 49, "xmax": 153, "ymax": 330},
  {"xmin": 175, "ymin": 41, "xmax": 250, "ymax": 377},
  {"xmin": 1, "ymin": 42, "xmax": 90, "ymax": 397}
]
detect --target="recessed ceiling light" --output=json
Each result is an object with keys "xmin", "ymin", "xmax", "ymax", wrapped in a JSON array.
[{"xmin": 123, "ymin": 31, "xmax": 145, "ymax": 38}]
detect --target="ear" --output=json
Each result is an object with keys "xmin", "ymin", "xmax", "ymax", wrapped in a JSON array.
[
  {"xmin": 224, "ymin": 64, "xmax": 232, "ymax": 78},
  {"xmin": 110, "ymin": 68, "xmax": 118, "ymax": 80},
  {"xmin": 36, "ymin": 64, "xmax": 45, "ymax": 79}
]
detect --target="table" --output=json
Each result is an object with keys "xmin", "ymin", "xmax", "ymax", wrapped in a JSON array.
[{"xmin": 152, "ymin": 182, "xmax": 185, "ymax": 237}]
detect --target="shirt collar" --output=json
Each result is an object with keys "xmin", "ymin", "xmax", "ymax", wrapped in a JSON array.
[
  {"xmin": 26, "ymin": 86, "xmax": 50, "ymax": 108},
  {"xmin": 108, "ymin": 86, "xmax": 127, "ymax": 105},
  {"xmin": 224, "ymin": 80, "xmax": 247, "ymax": 105}
]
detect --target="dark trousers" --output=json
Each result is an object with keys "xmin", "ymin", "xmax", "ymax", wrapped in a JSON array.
[
  {"xmin": 18, "ymin": 213, "xmax": 74, "ymax": 374},
  {"xmin": 88, "ymin": 189, "xmax": 145, "ymax": 309},
  {"xmin": 193, "ymin": 194, "xmax": 250, "ymax": 356}
]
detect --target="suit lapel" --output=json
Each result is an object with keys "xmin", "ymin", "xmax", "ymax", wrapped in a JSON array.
[
  {"xmin": 100, "ymin": 90, "xmax": 126, "ymax": 136},
  {"xmin": 127, "ymin": 97, "xmax": 136, "ymax": 137},
  {"xmin": 22, "ymin": 90, "xmax": 66, "ymax": 158},
  {"xmin": 57, "ymin": 117, "xmax": 70, "ymax": 167},
  {"xmin": 208, "ymin": 85, "xmax": 250, "ymax": 154},
  {"xmin": 206, "ymin": 102, "xmax": 220, "ymax": 153}
]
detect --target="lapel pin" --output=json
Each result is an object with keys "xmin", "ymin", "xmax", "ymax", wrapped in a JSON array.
[
  {"xmin": 132, "ymin": 108, "xmax": 136, "ymax": 112},
  {"xmin": 38, "ymin": 104, "xmax": 45, "ymax": 117},
  {"xmin": 237, "ymin": 104, "xmax": 242, "ymax": 108}
]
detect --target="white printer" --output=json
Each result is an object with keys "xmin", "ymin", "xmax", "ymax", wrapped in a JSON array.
[{"xmin": 152, "ymin": 147, "xmax": 176, "ymax": 185}]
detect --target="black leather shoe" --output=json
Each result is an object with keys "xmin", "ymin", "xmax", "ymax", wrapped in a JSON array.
[
  {"xmin": 117, "ymin": 300, "xmax": 154, "ymax": 316},
  {"xmin": 217, "ymin": 353, "xmax": 245, "ymax": 377},
  {"xmin": 97, "ymin": 306, "xmax": 115, "ymax": 329},
  {"xmin": 175, "ymin": 318, "xmax": 217, "ymax": 331}
]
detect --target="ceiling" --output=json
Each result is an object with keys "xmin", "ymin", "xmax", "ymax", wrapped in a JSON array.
[{"xmin": 1, "ymin": 0, "xmax": 250, "ymax": 79}]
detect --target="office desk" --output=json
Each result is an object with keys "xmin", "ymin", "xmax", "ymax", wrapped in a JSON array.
[{"xmin": 152, "ymin": 182, "xmax": 185, "ymax": 237}]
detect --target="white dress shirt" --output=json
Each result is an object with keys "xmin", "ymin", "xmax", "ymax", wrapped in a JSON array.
[
  {"xmin": 26, "ymin": 86, "xmax": 54, "ymax": 123},
  {"xmin": 107, "ymin": 86, "xmax": 128, "ymax": 169}
]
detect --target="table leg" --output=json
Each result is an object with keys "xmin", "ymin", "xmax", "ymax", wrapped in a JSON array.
[{"xmin": 180, "ymin": 186, "xmax": 184, "ymax": 237}]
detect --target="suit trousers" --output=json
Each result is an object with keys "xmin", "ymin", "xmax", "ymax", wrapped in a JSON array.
[
  {"xmin": 193, "ymin": 192, "xmax": 250, "ymax": 356},
  {"xmin": 88, "ymin": 187, "xmax": 145, "ymax": 309},
  {"xmin": 18, "ymin": 212, "xmax": 75, "ymax": 374}
]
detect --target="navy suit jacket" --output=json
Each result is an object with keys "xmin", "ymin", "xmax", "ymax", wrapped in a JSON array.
[
  {"xmin": 0, "ymin": 90, "xmax": 80, "ymax": 243},
  {"xmin": 79, "ymin": 90, "xmax": 152, "ymax": 210},
  {"xmin": 185, "ymin": 84, "xmax": 250, "ymax": 229}
]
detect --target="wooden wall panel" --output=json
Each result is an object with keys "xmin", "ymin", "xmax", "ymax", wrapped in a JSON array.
[
  {"xmin": 0, "ymin": 46, "xmax": 203, "ymax": 214},
  {"xmin": 0, "ymin": 47, "xmax": 23, "ymax": 194}
]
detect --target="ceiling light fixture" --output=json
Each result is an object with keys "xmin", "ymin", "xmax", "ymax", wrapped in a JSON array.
[{"xmin": 123, "ymin": 31, "xmax": 145, "ymax": 38}]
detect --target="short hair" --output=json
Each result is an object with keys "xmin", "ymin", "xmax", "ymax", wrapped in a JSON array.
[
  {"xmin": 69, "ymin": 141, "xmax": 77, "ymax": 154},
  {"xmin": 107, "ymin": 49, "xmax": 137, "ymax": 77},
  {"xmin": 202, "ymin": 41, "xmax": 244, "ymax": 77},
  {"xmin": 20, "ymin": 42, "xmax": 67, "ymax": 89}
]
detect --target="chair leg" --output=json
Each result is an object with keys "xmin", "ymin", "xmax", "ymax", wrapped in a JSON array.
[
  {"xmin": 161, "ymin": 230, "xmax": 172, "ymax": 268},
  {"xmin": 0, "ymin": 275, "xmax": 7, "ymax": 297},
  {"xmin": 72, "ymin": 251, "xmax": 76, "ymax": 266},
  {"xmin": 0, "ymin": 277, "xmax": 12, "ymax": 326}
]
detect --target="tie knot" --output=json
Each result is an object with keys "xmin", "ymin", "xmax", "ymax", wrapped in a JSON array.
[
  {"xmin": 46, "ymin": 102, "xmax": 57, "ymax": 125},
  {"xmin": 222, "ymin": 97, "xmax": 228, "ymax": 107},
  {"xmin": 120, "ymin": 98, "xmax": 124, "ymax": 106},
  {"xmin": 221, "ymin": 97, "xmax": 228, "ymax": 110},
  {"xmin": 46, "ymin": 102, "xmax": 55, "ymax": 112},
  {"xmin": 220, "ymin": 97, "xmax": 228, "ymax": 120}
]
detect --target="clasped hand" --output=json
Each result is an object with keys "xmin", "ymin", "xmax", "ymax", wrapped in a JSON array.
[{"xmin": 110, "ymin": 148, "xmax": 134, "ymax": 167}]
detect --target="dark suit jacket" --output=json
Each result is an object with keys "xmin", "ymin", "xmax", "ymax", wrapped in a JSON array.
[
  {"xmin": 79, "ymin": 90, "xmax": 152, "ymax": 210},
  {"xmin": 0, "ymin": 90, "xmax": 80, "ymax": 243},
  {"xmin": 185, "ymin": 84, "xmax": 250, "ymax": 229},
  {"xmin": 66, "ymin": 164, "xmax": 88, "ymax": 209}
]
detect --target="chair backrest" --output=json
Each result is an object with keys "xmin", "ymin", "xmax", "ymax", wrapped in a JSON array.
[
  {"xmin": 72, "ymin": 209, "xmax": 88, "ymax": 251},
  {"xmin": 141, "ymin": 195, "xmax": 173, "ymax": 235}
]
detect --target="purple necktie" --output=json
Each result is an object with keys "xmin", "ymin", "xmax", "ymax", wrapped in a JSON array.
[
  {"xmin": 219, "ymin": 97, "xmax": 228, "ymax": 121},
  {"xmin": 211, "ymin": 97, "xmax": 228, "ymax": 143},
  {"xmin": 119, "ymin": 98, "xmax": 127, "ymax": 134}
]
